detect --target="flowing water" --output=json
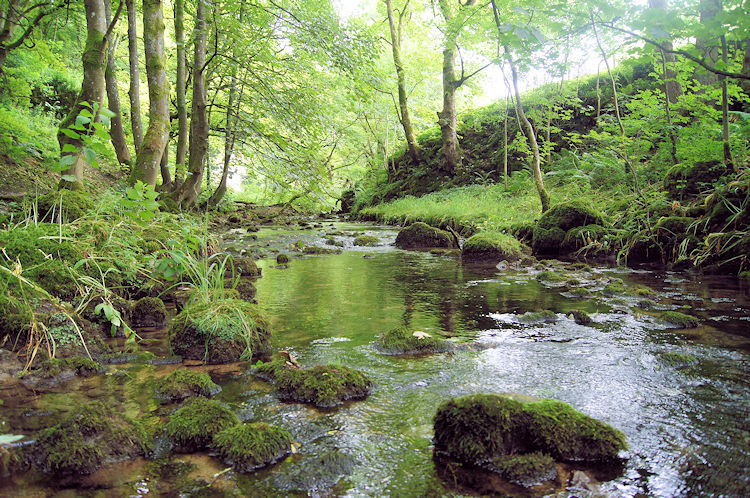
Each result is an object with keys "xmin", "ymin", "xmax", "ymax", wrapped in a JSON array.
[{"xmin": 1, "ymin": 221, "xmax": 750, "ymax": 496}]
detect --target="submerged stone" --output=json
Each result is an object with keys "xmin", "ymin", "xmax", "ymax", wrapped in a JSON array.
[
  {"xmin": 492, "ymin": 452, "xmax": 557, "ymax": 487},
  {"xmin": 377, "ymin": 327, "xmax": 452, "ymax": 355},
  {"xmin": 164, "ymin": 397, "xmax": 240, "ymax": 452},
  {"xmin": 395, "ymin": 222, "xmax": 455, "ymax": 249},
  {"xmin": 517, "ymin": 310, "xmax": 558, "ymax": 324},
  {"xmin": 212, "ymin": 422, "xmax": 291, "ymax": 472},
  {"xmin": 169, "ymin": 299, "xmax": 271, "ymax": 364},
  {"xmin": 253, "ymin": 357, "xmax": 372, "ymax": 408},
  {"xmin": 154, "ymin": 368, "xmax": 221, "ymax": 402},
  {"xmin": 569, "ymin": 310, "xmax": 593, "ymax": 326},
  {"xmin": 353, "ymin": 235, "xmax": 379, "ymax": 246},
  {"xmin": 21, "ymin": 356, "xmax": 103, "ymax": 387},
  {"xmin": 131, "ymin": 296, "xmax": 167, "ymax": 328},
  {"xmin": 461, "ymin": 231, "xmax": 521, "ymax": 264},
  {"xmin": 660, "ymin": 311, "xmax": 700, "ymax": 328}
]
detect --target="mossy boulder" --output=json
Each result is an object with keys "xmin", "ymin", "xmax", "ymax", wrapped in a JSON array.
[
  {"xmin": 37, "ymin": 189, "xmax": 93, "ymax": 222},
  {"xmin": 229, "ymin": 256, "xmax": 261, "ymax": 277},
  {"xmin": 535, "ymin": 271, "xmax": 568, "ymax": 286},
  {"xmin": 253, "ymin": 358, "xmax": 372, "ymax": 408},
  {"xmin": 660, "ymin": 311, "xmax": 699, "ymax": 328},
  {"xmin": 531, "ymin": 226, "xmax": 566, "ymax": 255},
  {"xmin": 533, "ymin": 202, "xmax": 604, "ymax": 255},
  {"xmin": 131, "ymin": 297, "xmax": 167, "ymax": 328},
  {"xmin": 664, "ymin": 160, "xmax": 725, "ymax": 199},
  {"xmin": 354, "ymin": 235, "xmax": 379, "ymax": 246},
  {"xmin": 461, "ymin": 231, "xmax": 521, "ymax": 263},
  {"xmin": 21, "ymin": 356, "xmax": 103, "ymax": 387},
  {"xmin": 377, "ymin": 327, "xmax": 452, "ymax": 355},
  {"xmin": 302, "ymin": 245, "xmax": 342, "ymax": 254},
  {"xmin": 517, "ymin": 310, "xmax": 558, "ymax": 324},
  {"xmin": 395, "ymin": 222, "xmax": 455, "ymax": 249},
  {"xmin": 493, "ymin": 452, "xmax": 557, "ymax": 487},
  {"xmin": 30, "ymin": 401, "xmax": 147, "ymax": 476},
  {"xmin": 154, "ymin": 369, "xmax": 221, "ymax": 402},
  {"xmin": 169, "ymin": 299, "xmax": 271, "ymax": 364},
  {"xmin": 569, "ymin": 310, "xmax": 593, "ymax": 326},
  {"xmin": 164, "ymin": 397, "xmax": 240, "ymax": 451},
  {"xmin": 433, "ymin": 394, "xmax": 626, "ymax": 468},
  {"xmin": 212, "ymin": 422, "xmax": 292, "ymax": 472},
  {"xmin": 276, "ymin": 253, "xmax": 290, "ymax": 264},
  {"xmin": 235, "ymin": 279, "xmax": 257, "ymax": 301},
  {"xmin": 562, "ymin": 224, "xmax": 611, "ymax": 251}
]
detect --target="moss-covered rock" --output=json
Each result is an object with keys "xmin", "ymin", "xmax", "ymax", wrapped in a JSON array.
[
  {"xmin": 535, "ymin": 271, "xmax": 568, "ymax": 285},
  {"xmin": 664, "ymin": 160, "xmax": 725, "ymax": 199},
  {"xmin": 461, "ymin": 231, "xmax": 521, "ymax": 263},
  {"xmin": 30, "ymin": 401, "xmax": 147, "ymax": 476},
  {"xmin": 660, "ymin": 311, "xmax": 699, "ymax": 328},
  {"xmin": 302, "ymin": 245, "xmax": 343, "ymax": 255},
  {"xmin": 562, "ymin": 224, "xmax": 611, "ymax": 251},
  {"xmin": 533, "ymin": 202, "xmax": 604, "ymax": 256},
  {"xmin": 377, "ymin": 327, "xmax": 452, "ymax": 355},
  {"xmin": 276, "ymin": 253, "xmax": 290, "ymax": 264},
  {"xmin": 395, "ymin": 222, "xmax": 455, "ymax": 249},
  {"xmin": 131, "ymin": 297, "xmax": 167, "ymax": 328},
  {"xmin": 37, "ymin": 189, "xmax": 93, "ymax": 222},
  {"xmin": 517, "ymin": 310, "xmax": 558, "ymax": 324},
  {"xmin": 353, "ymin": 235, "xmax": 379, "ymax": 246},
  {"xmin": 433, "ymin": 394, "xmax": 626, "ymax": 468},
  {"xmin": 154, "ymin": 369, "xmax": 221, "ymax": 402},
  {"xmin": 569, "ymin": 310, "xmax": 593, "ymax": 326},
  {"xmin": 531, "ymin": 226, "xmax": 566, "ymax": 255},
  {"xmin": 30, "ymin": 356, "xmax": 102, "ymax": 378},
  {"xmin": 229, "ymin": 256, "xmax": 261, "ymax": 277},
  {"xmin": 253, "ymin": 358, "xmax": 372, "ymax": 408},
  {"xmin": 657, "ymin": 352, "xmax": 697, "ymax": 368},
  {"xmin": 169, "ymin": 299, "xmax": 271, "ymax": 364},
  {"xmin": 235, "ymin": 279, "xmax": 257, "ymax": 301},
  {"xmin": 164, "ymin": 397, "xmax": 240, "ymax": 451},
  {"xmin": 212, "ymin": 422, "xmax": 292, "ymax": 472}
]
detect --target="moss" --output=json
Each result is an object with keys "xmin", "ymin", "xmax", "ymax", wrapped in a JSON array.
[
  {"xmin": 0, "ymin": 294, "xmax": 33, "ymax": 344},
  {"xmin": 569, "ymin": 310, "xmax": 592, "ymax": 325},
  {"xmin": 562, "ymin": 224, "xmax": 611, "ymax": 251},
  {"xmin": 131, "ymin": 297, "xmax": 167, "ymax": 328},
  {"xmin": 228, "ymin": 256, "xmax": 261, "ymax": 277},
  {"xmin": 602, "ymin": 281, "xmax": 628, "ymax": 296},
  {"xmin": 253, "ymin": 359, "xmax": 372, "ymax": 408},
  {"xmin": 276, "ymin": 254, "xmax": 290, "ymax": 264},
  {"xmin": 517, "ymin": 310, "xmax": 558, "ymax": 324},
  {"xmin": 154, "ymin": 368, "xmax": 221, "ymax": 402},
  {"xmin": 235, "ymin": 279, "xmax": 257, "ymax": 301},
  {"xmin": 461, "ymin": 231, "xmax": 521, "ymax": 263},
  {"xmin": 537, "ymin": 202, "xmax": 604, "ymax": 232},
  {"xmin": 395, "ymin": 222, "xmax": 455, "ymax": 249},
  {"xmin": 37, "ymin": 189, "xmax": 93, "ymax": 221},
  {"xmin": 660, "ymin": 311, "xmax": 700, "ymax": 328},
  {"xmin": 353, "ymin": 235, "xmax": 379, "ymax": 246},
  {"xmin": 212, "ymin": 422, "xmax": 292, "ymax": 472},
  {"xmin": 566, "ymin": 287, "xmax": 592, "ymax": 298},
  {"xmin": 535, "ymin": 271, "xmax": 568, "ymax": 284},
  {"xmin": 30, "ymin": 401, "xmax": 146, "ymax": 476},
  {"xmin": 531, "ymin": 226, "xmax": 565, "ymax": 255},
  {"xmin": 30, "ymin": 356, "xmax": 102, "ymax": 379},
  {"xmin": 664, "ymin": 160, "xmax": 725, "ymax": 199},
  {"xmin": 169, "ymin": 299, "xmax": 271, "ymax": 364},
  {"xmin": 164, "ymin": 397, "xmax": 240, "ymax": 451},
  {"xmin": 378, "ymin": 326, "xmax": 452, "ymax": 355},
  {"xmin": 434, "ymin": 394, "xmax": 627, "ymax": 468},
  {"xmin": 303, "ymin": 245, "xmax": 343, "ymax": 254},
  {"xmin": 492, "ymin": 452, "xmax": 557, "ymax": 487},
  {"xmin": 740, "ymin": 271, "xmax": 750, "ymax": 282},
  {"xmin": 658, "ymin": 352, "xmax": 697, "ymax": 368}
]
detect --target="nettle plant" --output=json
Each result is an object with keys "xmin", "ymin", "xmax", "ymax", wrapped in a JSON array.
[{"xmin": 55, "ymin": 102, "xmax": 115, "ymax": 183}]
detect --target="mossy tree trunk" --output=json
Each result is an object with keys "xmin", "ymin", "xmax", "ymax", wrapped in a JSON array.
[
  {"xmin": 128, "ymin": 0, "xmax": 170, "ymax": 187},
  {"xmin": 437, "ymin": 0, "xmax": 459, "ymax": 175},
  {"xmin": 160, "ymin": 136, "xmax": 172, "ymax": 189},
  {"xmin": 175, "ymin": 0, "xmax": 208, "ymax": 206},
  {"xmin": 694, "ymin": 0, "xmax": 720, "ymax": 88},
  {"xmin": 647, "ymin": 0, "xmax": 682, "ymax": 104},
  {"xmin": 174, "ymin": 0, "xmax": 188, "ymax": 186},
  {"xmin": 126, "ymin": 0, "xmax": 143, "ymax": 155},
  {"xmin": 741, "ymin": 38, "xmax": 750, "ymax": 101},
  {"xmin": 719, "ymin": 34, "xmax": 734, "ymax": 172},
  {"xmin": 385, "ymin": 0, "xmax": 420, "ymax": 163},
  {"xmin": 104, "ymin": 0, "xmax": 132, "ymax": 167}
]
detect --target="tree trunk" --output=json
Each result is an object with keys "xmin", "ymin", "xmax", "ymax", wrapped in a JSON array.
[
  {"xmin": 175, "ymin": 0, "xmax": 208, "ymax": 206},
  {"xmin": 502, "ymin": 95, "xmax": 508, "ymax": 190},
  {"xmin": 104, "ymin": 1, "xmax": 131, "ymax": 166},
  {"xmin": 648, "ymin": 0, "xmax": 682, "ymax": 103},
  {"xmin": 436, "ymin": 0, "xmax": 459, "ymax": 175},
  {"xmin": 160, "ymin": 136, "xmax": 172, "ymax": 189},
  {"xmin": 126, "ymin": 0, "xmax": 143, "ymax": 154},
  {"xmin": 58, "ymin": 0, "xmax": 108, "ymax": 190},
  {"xmin": 695, "ymin": 0, "xmax": 721, "ymax": 87},
  {"xmin": 385, "ymin": 0, "xmax": 420, "ymax": 163},
  {"xmin": 719, "ymin": 34, "xmax": 734, "ymax": 171},
  {"xmin": 128, "ymin": 0, "xmax": 169, "ymax": 187},
  {"xmin": 174, "ymin": 0, "xmax": 188, "ymax": 180},
  {"xmin": 741, "ymin": 38, "xmax": 750, "ymax": 101}
]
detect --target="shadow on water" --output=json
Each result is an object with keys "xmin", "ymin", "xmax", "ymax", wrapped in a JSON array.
[{"xmin": 2, "ymin": 221, "xmax": 750, "ymax": 496}]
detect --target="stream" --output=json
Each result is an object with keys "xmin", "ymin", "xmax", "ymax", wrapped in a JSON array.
[{"xmin": 1, "ymin": 221, "xmax": 749, "ymax": 496}]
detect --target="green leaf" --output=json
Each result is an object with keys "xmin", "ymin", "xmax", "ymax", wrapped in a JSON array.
[
  {"xmin": 62, "ymin": 144, "xmax": 78, "ymax": 153},
  {"xmin": 83, "ymin": 147, "xmax": 97, "ymax": 164},
  {"xmin": 61, "ymin": 174, "xmax": 78, "ymax": 183},
  {"xmin": 59, "ymin": 155, "xmax": 77, "ymax": 166},
  {"xmin": 76, "ymin": 115, "xmax": 91, "ymax": 126},
  {"xmin": 60, "ymin": 129, "xmax": 80, "ymax": 139}
]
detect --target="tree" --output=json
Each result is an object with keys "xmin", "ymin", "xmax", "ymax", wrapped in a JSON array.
[
  {"xmin": 128, "ymin": 0, "xmax": 169, "ymax": 187},
  {"xmin": 104, "ymin": 0, "xmax": 131, "ymax": 166},
  {"xmin": 174, "ymin": 0, "xmax": 188, "ymax": 182},
  {"xmin": 0, "ymin": 0, "xmax": 65, "ymax": 74},
  {"xmin": 126, "ymin": 0, "xmax": 143, "ymax": 153}
]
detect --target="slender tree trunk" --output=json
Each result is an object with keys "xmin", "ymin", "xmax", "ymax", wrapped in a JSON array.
[
  {"xmin": 695, "ymin": 0, "xmax": 721, "ymax": 87},
  {"xmin": 175, "ymin": 0, "xmax": 208, "ymax": 206},
  {"xmin": 659, "ymin": 48, "xmax": 678, "ymax": 165},
  {"xmin": 160, "ymin": 137, "xmax": 172, "ymax": 189},
  {"xmin": 126, "ymin": 0, "xmax": 143, "ymax": 154},
  {"xmin": 104, "ymin": 1, "xmax": 131, "ymax": 166},
  {"xmin": 174, "ymin": 0, "xmax": 188, "ymax": 181},
  {"xmin": 502, "ymin": 94, "xmax": 508, "ymax": 190},
  {"xmin": 58, "ymin": 0, "xmax": 109, "ymax": 189},
  {"xmin": 648, "ymin": 0, "xmax": 682, "ymax": 103},
  {"xmin": 741, "ymin": 38, "xmax": 750, "ymax": 102},
  {"xmin": 128, "ymin": 0, "xmax": 169, "ymax": 187},
  {"xmin": 385, "ymin": 0, "xmax": 420, "ymax": 163},
  {"xmin": 719, "ymin": 34, "xmax": 734, "ymax": 172},
  {"xmin": 436, "ymin": 0, "xmax": 460, "ymax": 174}
]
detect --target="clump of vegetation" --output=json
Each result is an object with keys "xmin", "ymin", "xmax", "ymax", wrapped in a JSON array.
[
  {"xmin": 302, "ymin": 245, "xmax": 343, "ymax": 254},
  {"xmin": 169, "ymin": 299, "xmax": 271, "ymax": 364},
  {"xmin": 212, "ymin": 422, "xmax": 292, "ymax": 472},
  {"xmin": 37, "ymin": 189, "xmax": 93, "ymax": 222},
  {"xmin": 276, "ymin": 254, "xmax": 290, "ymax": 264},
  {"xmin": 353, "ymin": 235, "xmax": 379, "ymax": 246},
  {"xmin": 395, "ymin": 222, "xmax": 455, "ymax": 249},
  {"xmin": 253, "ymin": 357, "xmax": 372, "ymax": 408},
  {"xmin": 492, "ymin": 452, "xmax": 557, "ymax": 487},
  {"xmin": 657, "ymin": 352, "xmax": 697, "ymax": 368},
  {"xmin": 517, "ymin": 310, "xmax": 558, "ymax": 324},
  {"xmin": 164, "ymin": 397, "xmax": 240, "ymax": 451},
  {"xmin": 660, "ymin": 311, "xmax": 700, "ymax": 328},
  {"xmin": 532, "ymin": 202, "xmax": 604, "ymax": 256},
  {"xmin": 131, "ymin": 296, "xmax": 167, "ymax": 327},
  {"xmin": 30, "ymin": 401, "xmax": 147, "ymax": 476},
  {"xmin": 377, "ymin": 326, "xmax": 452, "ymax": 355},
  {"xmin": 461, "ymin": 231, "xmax": 521, "ymax": 263},
  {"xmin": 569, "ymin": 310, "xmax": 593, "ymax": 325},
  {"xmin": 154, "ymin": 369, "xmax": 221, "ymax": 402},
  {"xmin": 26, "ymin": 356, "xmax": 102, "ymax": 379},
  {"xmin": 664, "ymin": 160, "xmax": 725, "ymax": 199}
]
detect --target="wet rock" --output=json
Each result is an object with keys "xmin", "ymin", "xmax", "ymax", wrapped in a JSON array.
[
  {"xmin": 493, "ymin": 451, "xmax": 558, "ymax": 487},
  {"xmin": 276, "ymin": 253, "xmax": 290, "ymax": 264},
  {"xmin": 147, "ymin": 356, "xmax": 183, "ymax": 366},
  {"xmin": 536, "ymin": 271, "xmax": 569, "ymax": 286},
  {"xmin": 0, "ymin": 348, "xmax": 22, "ymax": 382},
  {"xmin": 30, "ymin": 401, "xmax": 147, "ymax": 476},
  {"xmin": 569, "ymin": 310, "xmax": 593, "ymax": 326},
  {"xmin": 395, "ymin": 222, "xmax": 456, "ymax": 249},
  {"xmin": 131, "ymin": 297, "xmax": 167, "ymax": 328},
  {"xmin": 169, "ymin": 299, "xmax": 271, "ymax": 364},
  {"xmin": 462, "ymin": 232, "xmax": 522, "ymax": 264},
  {"xmin": 165, "ymin": 397, "xmax": 240, "ymax": 452},
  {"xmin": 228, "ymin": 256, "xmax": 261, "ymax": 277},
  {"xmin": 353, "ymin": 235, "xmax": 379, "ymax": 246},
  {"xmin": 657, "ymin": 352, "xmax": 698, "ymax": 369},
  {"xmin": 518, "ymin": 310, "xmax": 558, "ymax": 324},
  {"xmin": 21, "ymin": 356, "xmax": 103, "ymax": 388},
  {"xmin": 267, "ymin": 451, "xmax": 355, "ymax": 492},
  {"xmin": 377, "ymin": 327, "xmax": 452, "ymax": 355},
  {"xmin": 302, "ymin": 245, "xmax": 342, "ymax": 255},
  {"xmin": 430, "ymin": 248, "xmax": 461, "ymax": 257},
  {"xmin": 212, "ymin": 422, "xmax": 291, "ymax": 472},
  {"xmin": 154, "ymin": 369, "xmax": 221, "ymax": 402},
  {"xmin": 660, "ymin": 311, "xmax": 700, "ymax": 328}
]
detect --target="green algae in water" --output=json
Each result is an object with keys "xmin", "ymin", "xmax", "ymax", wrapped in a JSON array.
[
  {"xmin": 212, "ymin": 422, "xmax": 292, "ymax": 472},
  {"xmin": 378, "ymin": 326, "xmax": 452, "ymax": 355},
  {"xmin": 660, "ymin": 311, "xmax": 700, "ymax": 328},
  {"xmin": 517, "ymin": 310, "xmax": 558, "ymax": 324}
]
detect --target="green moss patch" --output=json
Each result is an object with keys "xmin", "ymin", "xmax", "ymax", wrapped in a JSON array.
[
  {"xmin": 569, "ymin": 310, "xmax": 593, "ymax": 325},
  {"xmin": 37, "ymin": 189, "xmax": 93, "ymax": 222},
  {"xmin": 535, "ymin": 271, "xmax": 568, "ymax": 285},
  {"xmin": 212, "ymin": 422, "xmax": 292, "ymax": 472},
  {"xmin": 155, "ymin": 369, "xmax": 221, "ymax": 402},
  {"xmin": 353, "ymin": 235, "xmax": 379, "ymax": 246},
  {"xmin": 131, "ymin": 296, "xmax": 167, "ymax": 328},
  {"xmin": 235, "ymin": 279, "xmax": 257, "ymax": 301},
  {"xmin": 164, "ymin": 397, "xmax": 240, "ymax": 452},
  {"xmin": 253, "ymin": 358, "xmax": 372, "ymax": 408},
  {"xmin": 169, "ymin": 299, "xmax": 271, "ymax": 364},
  {"xmin": 30, "ymin": 401, "xmax": 147, "ymax": 476},
  {"xmin": 377, "ymin": 327, "xmax": 452, "ymax": 355},
  {"xmin": 492, "ymin": 452, "xmax": 557, "ymax": 487},
  {"xmin": 517, "ymin": 310, "xmax": 558, "ymax": 324},
  {"xmin": 531, "ymin": 226, "xmax": 565, "ymax": 255},
  {"xmin": 395, "ymin": 222, "xmax": 455, "ymax": 249},
  {"xmin": 562, "ymin": 224, "xmax": 611, "ymax": 251},
  {"xmin": 302, "ymin": 245, "xmax": 343, "ymax": 255},
  {"xmin": 228, "ymin": 256, "xmax": 261, "ymax": 277},
  {"xmin": 533, "ymin": 202, "xmax": 604, "ymax": 255},
  {"xmin": 30, "ymin": 356, "xmax": 102, "ymax": 379},
  {"xmin": 660, "ymin": 311, "xmax": 700, "ymax": 328},
  {"xmin": 657, "ymin": 352, "xmax": 697, "ymax": 368},
  {"xmin": 462, "ymin": 231, "xmax": 521, "ymax": 263}
]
